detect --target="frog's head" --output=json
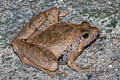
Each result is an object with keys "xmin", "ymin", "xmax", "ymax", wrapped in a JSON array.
[{"xmin": 78, "ymin": 21, "xmax": 99, "ymax": 47}]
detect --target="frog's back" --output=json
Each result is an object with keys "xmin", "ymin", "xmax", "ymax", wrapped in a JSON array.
[{"xmin": 30, "ymin": 22, "xmax": 75, "ymax": 46}]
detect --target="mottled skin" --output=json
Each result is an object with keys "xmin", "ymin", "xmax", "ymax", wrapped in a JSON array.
[{"xmin": 12, "ymin": 7, "xmax": 99, "ymax": 77}]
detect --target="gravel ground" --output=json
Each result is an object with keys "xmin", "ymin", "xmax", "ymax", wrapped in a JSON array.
[{"xmin": 0, "ymin": 0, "xmax": 120, "ymax": 80}]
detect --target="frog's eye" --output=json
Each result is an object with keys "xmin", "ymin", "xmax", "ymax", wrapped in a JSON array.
[{"xmin": 82, "ymin": 32, "xmax": 89, "ymax": 39}]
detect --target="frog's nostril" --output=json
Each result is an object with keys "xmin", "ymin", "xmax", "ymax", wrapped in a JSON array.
[
  {"xmin": 93, "ymin": 28, "xmax": 99, "ymax": 34},
  {"xmin": 96, "ymin": 29, "xmax": 99, "ymax": 33}
]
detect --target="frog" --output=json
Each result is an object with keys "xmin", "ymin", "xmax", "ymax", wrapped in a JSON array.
[{"xmin": 12, "ymin": 7, "xmax": 99, "ymax": 77}]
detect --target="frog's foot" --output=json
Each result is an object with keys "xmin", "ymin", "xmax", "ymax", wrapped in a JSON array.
[
  {"xmin": 68, "ymin": 61, "xmax": 94, "ymax": 73},
  {"xmin": 81, "ymin": 63, "xmax": 93, "ymax": 70},
  {"xmin": 80, "ymin": 63, "xmax": 95, "ymax": 73},
  {"xmin": 59, "ymin": 12, "xmax": 68, "ymax": 17},
  {"xmin": 23, "ymin": 57, "xmax": 54, "ymax": 77},
  {"xmin": 55, "ymin": 70, "xmax": 67, "ymax": 76}
]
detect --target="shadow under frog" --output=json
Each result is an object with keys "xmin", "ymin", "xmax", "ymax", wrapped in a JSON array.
[{"xmin": 12, "ymin": 7, "xmax": 99, "ymax": 77}]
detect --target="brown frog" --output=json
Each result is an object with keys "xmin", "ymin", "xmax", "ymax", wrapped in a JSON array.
[{"xmin": 12, "ymin": 7, "xmax": 99, "ymax": 77}]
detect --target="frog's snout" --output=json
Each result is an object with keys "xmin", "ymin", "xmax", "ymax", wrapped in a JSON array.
[{"xmin": 92, "ymin": 27, "xmax": 99, "ymax": 37}]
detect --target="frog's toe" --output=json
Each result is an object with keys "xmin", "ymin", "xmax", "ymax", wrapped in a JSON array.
[{"xmin": 55, "ymin": 70, "xmax": 67, "ymax": 76}]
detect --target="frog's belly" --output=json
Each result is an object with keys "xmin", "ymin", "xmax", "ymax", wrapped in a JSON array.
[
  {"xmin": 47, "ymin": 38, "xmax": 79, "ymax": 64},
  {"xmin": 52, "ymin": 41, "xmax": 79, "ymax": 65},
  {"xmin": 57, "ymin": 45, "xmax": 78, "ymax": 65},
  {"xmin": 58, "ymin": 40, "xmax": 79, "ymax": 64},
  {"xmin": 48, "ymin": 42, "xmax": 68, "ymax": 58}
]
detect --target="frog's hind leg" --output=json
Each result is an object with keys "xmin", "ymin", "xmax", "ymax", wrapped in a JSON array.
[
  {"xmin": 23, "ymin": 58, "xmax": 67, "ymax": 77},
  {"xmin": 22, "ymin": 57, "xmax": 54, "ymax": 77},
  {"xmin": 22, "ymin": 57, "xmax": 67, "ymax": 77},
  {"xmin": 15, "ymin": 48, "xmax": 55, "ymax": 77},
  {"xmin": 13, "ymin": 49, "xmax": 53, "ymax": 76},
  {"xmin": 13, "ymin": 39, "xmax": 66, "ymax": 77}
]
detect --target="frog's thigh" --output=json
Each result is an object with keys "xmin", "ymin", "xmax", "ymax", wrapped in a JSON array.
[
  {"xmin": 15, "ymin": 40, "xmax": 58, "ymax": 72},
  {"xmin": 25, "ymin": 46, "xmax": 58, "ymax": 72},
  {"xmin": 23, "ymin": 57, "xmax": 54, "ymax": 77},
  {"xmin": 29, "ymin": 46, "xmax": 59, "ymax": 72}
]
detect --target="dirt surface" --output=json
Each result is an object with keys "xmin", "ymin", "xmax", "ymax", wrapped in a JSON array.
[{"xmin": 0, "ymin": 0, "xmax": 120, "ymax": 80}]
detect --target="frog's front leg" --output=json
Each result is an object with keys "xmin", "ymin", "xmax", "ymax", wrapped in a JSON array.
[{"xmin": 68, "ymin": 41, "xmax": 92, "ymax": 72}]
